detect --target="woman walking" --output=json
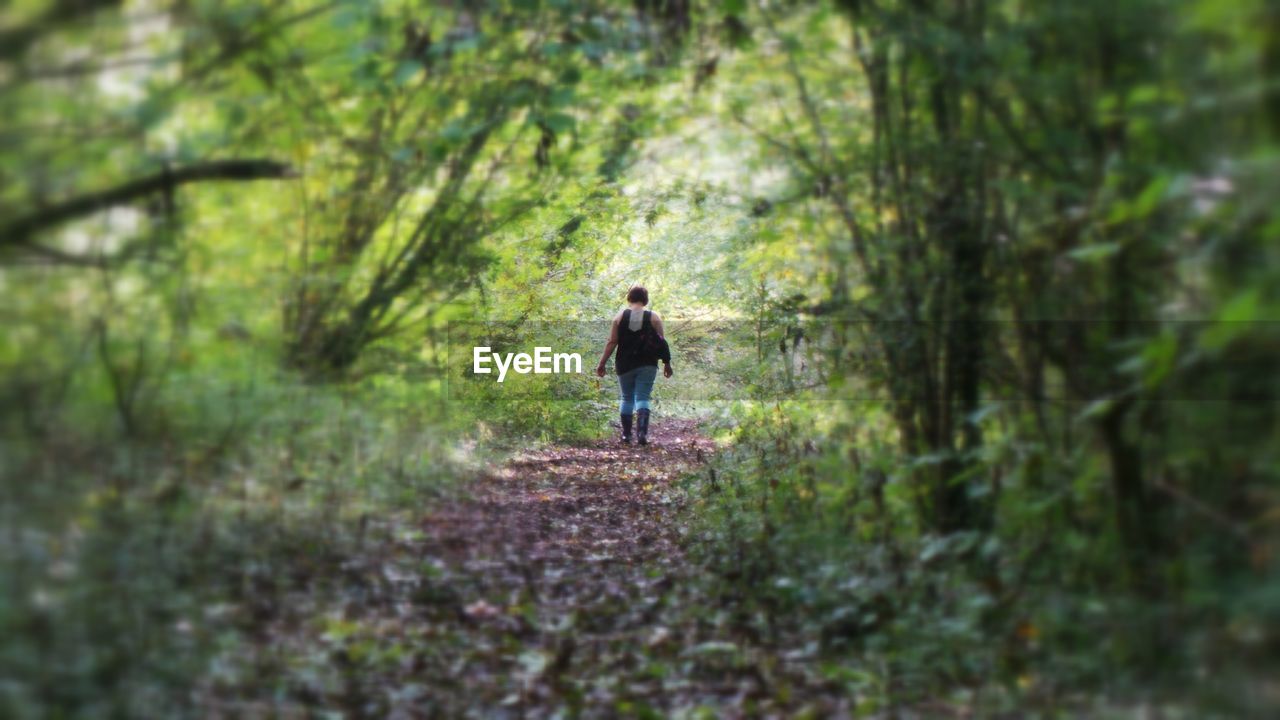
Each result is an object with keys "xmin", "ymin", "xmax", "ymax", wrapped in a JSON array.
[{"xmin": 594, "ymin": 286, "xmax": 672, "ymax": 445}]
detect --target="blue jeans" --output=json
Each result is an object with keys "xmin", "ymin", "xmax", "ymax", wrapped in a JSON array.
[{"xmin": 618, "ymin": 365, "xmax": 658, "ymax": 415}]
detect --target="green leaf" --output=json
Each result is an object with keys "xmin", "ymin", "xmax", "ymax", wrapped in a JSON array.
[
  {"xmin": 542, "ymin": 113, "xmax": 576, "ymax": 134},
  {"xmin": 1067, "ymin": 242, "xmax": 1121, "ymax": 263},
  {"xmin": 550, "ymin": 86, "xmax": 576, "ymax": 107},
  {"xmin": 440, "ymin": 121, "xmax": 470, "ymax": 142},
  {"xmin": 1220, "ymin": 288, "xmax": 1261, "ymax": 324},
  {"xmin": 1139, "ymin": 332, "xmax": 1178, "ymax": 389},
  {"xmin": 1077, "ymin": 397, "xmax": 1114, "ymax": 421},
  {"xmin": 558, "ymin": 66, "xmax": 582, "ymax": 85},
  {"xmin": 1200, "ymin": 289, "xmax": 1261, "ymax": 350},
  {"xmin": 393, "ymin": 60, "xmax": 424, "ymax": 86},
  {"xmin": 1132, "ymin": 175, "xmax": 1171, "ymax": 218},
  {"xmin": 1127, "ymin": 84, "xmax": 1161, "ymax": 106}
]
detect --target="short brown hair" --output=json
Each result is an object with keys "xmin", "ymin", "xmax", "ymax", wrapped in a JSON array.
[{"xmin": 626, "ymin": 285, "xmax": 649, "ymax": 305}]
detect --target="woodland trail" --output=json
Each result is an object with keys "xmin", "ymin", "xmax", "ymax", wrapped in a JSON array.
[
  {"xmin": 412, "ymin": 418, "xmax": 721, "ymax": 715},
  {"xmin": 217, "ymin": 419, "xmax": 871, "ymax": 718}
]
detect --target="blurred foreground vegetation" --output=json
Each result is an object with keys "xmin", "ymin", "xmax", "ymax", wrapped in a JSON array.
[{"xmin": 1, "ymin": 0, "xmax": 1277, "ymax": 715}]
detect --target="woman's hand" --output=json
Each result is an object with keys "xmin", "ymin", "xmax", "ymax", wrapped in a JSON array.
[
  {"xmin": 595, "ymin": 364, "xmax": 607, "ymax": 378},
  {"xmin": 663, "ymin": 363, "xmax": 673, "ymax": 378}
]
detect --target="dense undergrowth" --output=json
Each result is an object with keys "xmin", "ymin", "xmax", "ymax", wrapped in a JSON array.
[
  {"xmin": 687, "ymin": 397, "xmax": 1277, "ymax": 716},
  {"xmin": 0, "ymin": 349, "xmax": 479, "ymax": 716}
]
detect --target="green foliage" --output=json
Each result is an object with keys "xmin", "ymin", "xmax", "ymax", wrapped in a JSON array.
[{"xmin": 1, "ymin": 0, "xmax": 1276, "ymax": 714}]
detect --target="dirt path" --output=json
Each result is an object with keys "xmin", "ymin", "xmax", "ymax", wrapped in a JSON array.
[
  {"xmin": 215, "ymin": 419, "xmax": 855, "ymax": 718},
  {"xmin": 410, "ymin": 418, "xmax": 719, "ymax": 715}
]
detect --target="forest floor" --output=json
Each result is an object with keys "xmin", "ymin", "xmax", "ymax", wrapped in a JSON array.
[{"xmin": 209, "ymin": 418, "xmax": 890, "ymax": 718}]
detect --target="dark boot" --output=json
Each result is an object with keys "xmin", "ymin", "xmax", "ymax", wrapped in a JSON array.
[
  {"xmin": 620, "ymin": 413, "xmax": 633, "ymax": 444},
  {"xmin": 636, "ymin": 409, "xmax": 650, "ymax": 445}
]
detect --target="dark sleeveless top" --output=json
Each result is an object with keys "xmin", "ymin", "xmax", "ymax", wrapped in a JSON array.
[{"xmin": 616, "ymin": 309, "xmax": 659, "ymax": 375}]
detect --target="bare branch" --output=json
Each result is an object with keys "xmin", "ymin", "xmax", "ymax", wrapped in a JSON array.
[{"xmin": 2, "ymin": 159, "xmax": 296, "ymax": 249}]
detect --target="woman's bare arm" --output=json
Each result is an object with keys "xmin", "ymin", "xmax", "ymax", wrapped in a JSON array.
[
  {"xmin": 651, "ymin": 312, "xmax": 673, "ymax": 376},
  {"xmin": 595, "ymin": 317, "xmax": 620, "ymax": 376}
]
